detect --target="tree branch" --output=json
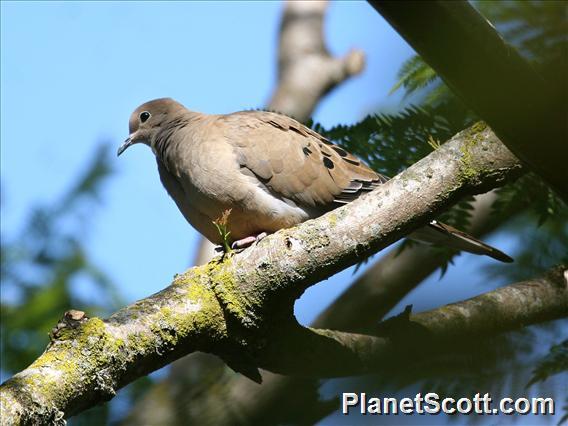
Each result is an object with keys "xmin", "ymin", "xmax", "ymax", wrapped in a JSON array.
[
  {"xmin": 369, "ymin": 0, "xmax": 568, "ymax": 201},
  {"xmin": 312, "ymin": 190, "xmax": 508, "ymax": 332},
  {"xmin": 134, "ymin": 1, "xmax": 368, "ymax": 422},
  {"xmin": 127, "ymin": 261, "xmax": 568, "ymax": 426},
  {"xmin": 177, "ymin": 191, "xmax": 524, "ymax": 426},
  {"xmin": 192, "ymin": 0, "xmax": 366, "ymax": 267},
  {"xmin": 260, "ymin": 266, "xmax": 568, "ymax": 377},
  {"xmin": 0, "ymin": 124, "xmax": 524, "ymax": 424},
  {"xmin": 268, "ymin": 0, "xmax": 365, "ymax": 122}
]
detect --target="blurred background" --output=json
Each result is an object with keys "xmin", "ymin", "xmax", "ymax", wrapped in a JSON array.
[{"xmin": 1, "ymin": 1, "xmax": 566, "ymax": 425}]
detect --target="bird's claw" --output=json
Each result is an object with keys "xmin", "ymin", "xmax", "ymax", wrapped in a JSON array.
[{"xmin": 229, "ymin": 232, "xmax": 268, "ymax": 250}]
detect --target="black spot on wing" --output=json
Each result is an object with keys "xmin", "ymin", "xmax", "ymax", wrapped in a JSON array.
[
  {"xmin": 343, "ymin": 157, "xmax": 361, "ymax": 166},
  {"xmin": 323, "ymin": 157, "xmax": 334, "ymax": 169},
  {"xmin": 332, "ymin": 146, "xmax": 348, "ymax": 157}
]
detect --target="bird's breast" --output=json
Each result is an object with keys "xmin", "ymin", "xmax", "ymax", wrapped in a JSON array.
[{"xmin": 157, "ymin": 123, "xmax": 311, "ymax": 242}]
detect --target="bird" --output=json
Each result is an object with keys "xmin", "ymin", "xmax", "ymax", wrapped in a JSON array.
[{"xmin": 117, "ymin": 98, "xmax": 512, "ymax": 263}]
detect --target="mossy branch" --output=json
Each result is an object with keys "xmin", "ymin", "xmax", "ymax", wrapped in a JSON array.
[
  {"xmin": 258, "ymin": 266, "xmax": 568, "ymax": 376},
  {"xmin": 0, "ymin": 123, "xmax": 539, "ymax": 425}
]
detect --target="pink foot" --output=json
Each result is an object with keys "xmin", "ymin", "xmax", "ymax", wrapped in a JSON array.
[{"xmin": 231, "ymin": 232, "xmax": 268, "ymax": 250}]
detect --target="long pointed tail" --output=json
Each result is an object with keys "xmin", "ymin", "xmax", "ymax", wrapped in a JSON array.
[{"xmin": 409, "ymin": 220, "xmax": 513, "ymax": 263}]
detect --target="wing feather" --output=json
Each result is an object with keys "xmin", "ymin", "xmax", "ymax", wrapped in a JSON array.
[{"xmin": 223, "ymin": 111, "xmax": 387, "ymax": 214}]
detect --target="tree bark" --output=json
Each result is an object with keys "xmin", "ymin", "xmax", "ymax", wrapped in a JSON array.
[
  {"xmin": 268, "ymin": 1, "xmax": 365, "ymax": 122},
  {"xmin": 0, "ymin": 123, "xmax": 537, "ymax": 424},
  {"xmin": 369, "ymin": 0, "xmax": 568, "ymax": 201},
  {"xmin": 192, "ymin": 0, "xmax": 367, "ymax": 268},
  {"xmin": 312, "ymin": 189, "xmax": 508, "ymax": 332},
  {"xmin": 128, "ymin": 2, "xmax": 568, "ymax": 423},
  {"xmin": 140, "ymin": 2, "xmax": 368, "ymax": 424},
  {"xmin": 179, "ymin": 191, "xmax": 526, "ymax": 426}
]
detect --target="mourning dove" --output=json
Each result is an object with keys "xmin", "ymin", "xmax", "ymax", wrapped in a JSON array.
[{"xmin": 118, "ymin": 98, "xmax": 512, "ymax": 262}]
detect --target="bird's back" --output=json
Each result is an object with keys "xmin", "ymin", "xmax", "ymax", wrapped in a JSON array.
[
  {"xmin": 155, "ymin": 109, "xmax": 386, "ymax": 242},
  {"xmin": 221, "ymin": 110, "xmax": 387, "ymax": 214}
]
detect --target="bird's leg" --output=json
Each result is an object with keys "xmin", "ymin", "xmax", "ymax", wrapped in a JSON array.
[
  {"xmin": 213, "ymin": 233, "xmax": 268, "ymax": 253},
  {"xmin": 231, "ymin": 232, "xmax": 268, "ymax": 250}
]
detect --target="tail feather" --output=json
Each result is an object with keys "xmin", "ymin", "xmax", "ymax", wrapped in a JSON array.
[{"xmin": 409, "ymin": 220, "xmax": 514, "ymax": 263}]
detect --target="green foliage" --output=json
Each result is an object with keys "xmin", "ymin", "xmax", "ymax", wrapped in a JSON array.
[
  {"xmin": 487, "ymin": 214, "xmax": 568, "ymax": 283},
  {"xmin": 373, "ymin": 0, "xmax": 568, "ymax": 276},
  {"xmin": 493, "ymin": 173, "xmax": 567, "ymax": 226},
  {"xmin": 312, "ymin": 104, "xmax": 481, "ymax": 273},
  {"xmin": 314, "ymin": 103, "xmax": 472, "ymax": 177},
  {"xmin": 348, "ymin": 2, "xmax": 568, "ymax": 422},
  {"xmin": 483, "ymin": 174, "xmax": 568, "ymax": 283},
  {"xmin": 528, "ymin": 339, "xmax": 568, "ymax": 426},
  {"xmin": 310, "ymin": 100, "xmax": 551, "ymax": 275},
  {"xmin": 527, "ymin": 339, "xmax": 568, "ymax": 387},
  {"xmin": 212, "ymin": 209, "xmax": 233, "ymax": 253},
  {"xmin": 390, "ymin": 55, "xmax": 449, "ymax": 106},
  {"xmin": 1, "ymin": 144, "xmax": 119, "ymax": 370},
  {"xmin": 391, "ymin": 0, "xmax": 568, "ymax": 106},
  {"xmin": 389, "ymin": 56, "xmax": 439, "ymax": 96},
  {"xmin": 2, "ymin": 2, "xmax": 564, "ymax": 424},
  {"xmin": 476, "ymin": 0, "xmax": 568, "ymax": 65},
  {"xmin": 1, "ymin": 143, "xmax": 121, "ymax": 424}
]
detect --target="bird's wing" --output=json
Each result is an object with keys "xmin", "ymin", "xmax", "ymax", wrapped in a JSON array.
[{"xmin": 223, "ymin": 111, "xmax": 387, "ymax": 212}]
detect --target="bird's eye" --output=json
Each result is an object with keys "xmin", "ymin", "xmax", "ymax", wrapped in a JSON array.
[{"xmin": 139, "ymin": 111, "xmax": 151, "ymax": 123}]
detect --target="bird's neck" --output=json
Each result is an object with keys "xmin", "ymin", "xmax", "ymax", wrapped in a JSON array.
[{"xmin": 151, "ymin": 110, "xmax": 203, "ymax": 160}]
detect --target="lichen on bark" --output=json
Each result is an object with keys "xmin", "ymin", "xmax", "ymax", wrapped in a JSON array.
[{"xmin": 0, "ymin": 123, "xmax": 538, "ymax": 425}]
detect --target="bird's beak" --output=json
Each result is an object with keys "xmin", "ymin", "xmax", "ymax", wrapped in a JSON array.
[{"xmin": 117, "ymin": 136, "xmax": 134, "ymax": 157}]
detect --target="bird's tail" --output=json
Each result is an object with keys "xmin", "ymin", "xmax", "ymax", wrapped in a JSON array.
[{"xmin": 409, "ymin": 220, "xmax": 513, "ymax": 263}]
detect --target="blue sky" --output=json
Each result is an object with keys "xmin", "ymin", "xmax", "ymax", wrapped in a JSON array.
[
  {"xmin": 0, "ymin": 0, "xmax": 530, "ymax": 328},
  {"xmin": 1, "ymin": 1, "xmax": 415, "ymax": 313},
  {"xmin": 2, "ymin": 2, "xmax": 565, "ymax": 425}
]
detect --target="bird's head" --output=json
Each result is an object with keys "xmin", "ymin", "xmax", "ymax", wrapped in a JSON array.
[{"xmin": 117, "ymin": 98, "xmax": 185, "ymax": 156}]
